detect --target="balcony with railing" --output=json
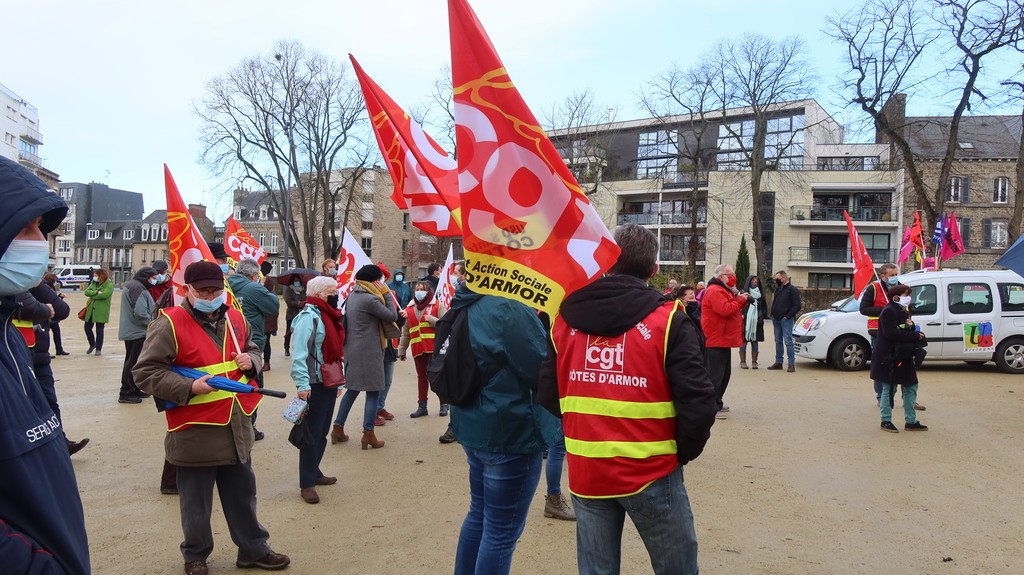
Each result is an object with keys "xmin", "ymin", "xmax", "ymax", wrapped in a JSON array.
[
  {"xmin": 789, "ymin": 246, "xmax": 895, "ymax": 264},
  {"xmin": 662, "ymin": 170, "xmax": 709, "ymax": 188},
  {"xmin": 18, "ymin": 150, "xmax": 42, "ymax": 167},
  {"xmin": 617, "ymin": 211, "xmax": 708, "ymax": 227},
  {"xmin": 659, "ymin": 247, "xmax": 706, "ymax": 262},
  {"xmin": 790, "ymin": 205, "xmax": 896, "ymax": 224},
  {"xmin": 21, "ymin": 126, "xmax": 43, "ymax": 145}
]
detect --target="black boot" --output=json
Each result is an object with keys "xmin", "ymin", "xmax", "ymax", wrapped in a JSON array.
[
  {"xmin": 410, "ymin": 400, "xmax": 428, "ymax": 418},
  {"xmin": 439, "ymin": 403, "xmax": 450, "ymax": 417},
  {"xmin": 67, "ymin": 438, "xmax": 90, "ymax": 456}
]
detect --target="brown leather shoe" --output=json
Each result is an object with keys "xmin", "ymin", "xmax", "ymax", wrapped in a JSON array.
[
  {"xmin": 184, "ymin": 560, "xmax": 208, "ymax": 575},
  {"xmin": 237, "ymin": 551, "xmax": 291, "ymax": 570},
  {"xmin": 787, "ymin": 365, "xmax": 795, "ymax": 372},
  {"xmin": 330, "ymin": 424, "xmax": 348, "ymax": 445},
  {"xmin": 315, "ymin": 475, "xmax": 337, "ymax": 486},
  {"xmin": 300, "ymin": 487, "xmax": 319, "ymax": 504},
  {"xmin": 766, "ymin": 363, "xmax": 783, "ymax": 370}
]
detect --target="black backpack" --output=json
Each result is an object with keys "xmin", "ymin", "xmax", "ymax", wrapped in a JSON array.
[{"xmin": 427, "ymin": 304, "xmax": 486, "ymax": 407}]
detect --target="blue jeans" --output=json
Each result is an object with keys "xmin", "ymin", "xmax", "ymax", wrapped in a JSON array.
[
  {"xmin": 334, "ymin": 389, "xmax": 380, "ymax": 432},
  {"xmin": 773, "ymin": 317, "xmax": 795, "ymax": 365},
  {"xmin": 377, "ymin": 360, "xmax": 396, "ymax": 413},
  {"xmin": 299, "ymin": 383, "xmax": 338, "ymax": 488},
  {"xmin": 573, "ymin": 467, "xmax": 698, "ymax": 575},
  {"xmin": 454, "ymin": 448, "xmax": 543, "ymax": 575},
  {"xmin": 880, "ymin": 383, "xmax": 918, "ymax": 425},
  {"xmin": 739, "ymin": 340, "xmax": 759, "ymax": 353},
  {"xmin": 545, "ymin": 422, "xmax": 567, "ymax": 496}
]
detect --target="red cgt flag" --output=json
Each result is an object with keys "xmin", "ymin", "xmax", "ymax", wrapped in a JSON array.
[
  {"xmin": 164, "ymin": 165, "xmax": 239, "ymax": 309},
  {"xmin": 224, "ymin": 216, "xmax": 267, "ymax": 265},
  {"xmin": 449, "ymin": 0, "xmax": 619, "ymax": 315},
  {"xmin": 844, "ymin": 210, "xmax": 876, "ymax": 296},
  {"xmin": 350, "ymin": 55, "xmax": 461, "ymax": 237}
]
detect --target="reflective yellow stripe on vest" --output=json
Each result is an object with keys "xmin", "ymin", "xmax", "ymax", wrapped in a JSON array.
[
  {"xmin": 565, "ymin": 437, "xmax": 678, "ymax": 459},
  {"xmin": 184, "ymin": 361, "xmax": 250, "ymax": 406},
  {"xmin": 560, "ymin": 396, "xmax": 676, "ymax": 419},
  {"xmin": 409, "ymin": 324, "xmax": 435, "ymax": 345}
]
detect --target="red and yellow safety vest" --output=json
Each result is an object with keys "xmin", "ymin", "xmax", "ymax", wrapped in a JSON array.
[
  {"xmin": 866, "ymin": 280, "xmax": 889, "ymax": 332},
  {"xmin": 13, "ymin": 319, "xmax": 35, "ymax": 347},
  {"xmin": 405, "ymin": 301, "xmax": 439, "ymax": 357},
  {"xmin": 552, "ymin": 300, "xmax": 679, "ymax": 498},
  {"xmin": 161, "ymin": 306, "xmax": 262, "ymax": 432}
]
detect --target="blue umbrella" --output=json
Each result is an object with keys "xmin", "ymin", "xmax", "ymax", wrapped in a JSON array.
[
  {"xmin": 157, "ymin": 366, "xmax": 286, "ymax": 410},
  {"xmin": 994, "ymin": 234, "xmax": 1024, "ymax": 278}
]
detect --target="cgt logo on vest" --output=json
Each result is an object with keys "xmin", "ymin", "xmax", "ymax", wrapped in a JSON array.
[{"xmin": 585, "ymin": 334, "xmax": 625, "ymax": 373}]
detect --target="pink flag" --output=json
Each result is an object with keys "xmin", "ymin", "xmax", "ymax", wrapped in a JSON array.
[{"xmin": 941, "ymin": 211, "xmax": 965, "ymax": 260}]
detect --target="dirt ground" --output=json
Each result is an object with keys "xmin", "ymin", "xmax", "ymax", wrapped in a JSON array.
[{"xmin": 53, "ymin": 291, "xmax": 1023, "ymax": 575}]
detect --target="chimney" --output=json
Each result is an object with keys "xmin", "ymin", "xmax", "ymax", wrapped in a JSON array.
[{"xmin": 187, "ymin": 204, "xmax": 208, "ymax": 219}]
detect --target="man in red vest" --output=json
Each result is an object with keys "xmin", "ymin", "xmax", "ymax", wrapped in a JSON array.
[
  {"xmin": 134, "ymin": 261, "xmax": 290, "ymax": 575},
  {"xmin": 539, "ymin": 224, "xmax": 718, "ymax": 574}
]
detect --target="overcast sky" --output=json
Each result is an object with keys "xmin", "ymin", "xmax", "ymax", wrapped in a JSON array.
[{"xmin": 3, "ymin": 0, "xmax": 1020, "ymax": 223}]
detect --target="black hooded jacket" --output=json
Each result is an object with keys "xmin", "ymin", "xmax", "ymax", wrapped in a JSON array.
[
  {"xmin": 0, "ymin": 156, "xmax": 90, "ymax": 573},
  {"xmin": 537, "ymin": 274, "xmax": 718, "ymax": 465}
]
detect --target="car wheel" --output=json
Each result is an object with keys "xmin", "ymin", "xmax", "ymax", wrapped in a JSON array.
[
  {"xmin": 994, "ymin": 338, "xmax": 1024, "ymax": 374},
  {"xmin": 830, "ymin": 336, "xmax": 869, "ymax": 371}
]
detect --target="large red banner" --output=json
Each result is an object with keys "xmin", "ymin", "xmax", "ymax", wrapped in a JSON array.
[
  {"xmin": 351, "ymin": 56, "xmax": 461, "ymax": 237},
  {"xmin": 224, "ymin": 216, "xmax": 267, "ymax": 265},
  {"xmin": 844, "ymin": 210, "xmax": 875, "ymax": 296},
  {"xmin": 448, "ymin": 0, "xmax": 619, "ymax": 315}
]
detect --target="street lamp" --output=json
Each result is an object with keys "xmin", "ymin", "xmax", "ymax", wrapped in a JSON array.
[
  {"xmin": 85, "ymin": 222, "xmax": 93, "ymax": 263},
  {"xmin": 709, "ymin": 196, "xmax": 725, "ymax": 264}
]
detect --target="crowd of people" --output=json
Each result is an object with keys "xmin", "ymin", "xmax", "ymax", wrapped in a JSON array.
[{"xmin": 0, "ymin": 153, "xmax": 931, "ymax": 575}]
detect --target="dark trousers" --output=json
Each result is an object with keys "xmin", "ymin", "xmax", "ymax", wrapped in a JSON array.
[
  {"xmin": 176, "ymin": 460, "xmax": 271, "ymax": 563},
  {"xmin": 84, "ymin": 322, "xmax": 105, "ymax": 351},
  {"xmin": 162, "ymin": 460, "xmax": 178, "ymax": 490},
  {"xmin": 263, "ymin": 336, "xmax": 273, "ymax": 365},
  {"xmin": 283, "ymin": 329, "xmax": 292, "ymax": 354},
  {"xmin": 706, "ymin": 347, "xmax": 733, "ymax": 411},
  {"xmin": 33, "ymin": 363, "xmax": 61, "ymax": 425},
  {"xmin": 120, "ymin": 338, "xmax": 145, "ymax": 399},
  {"xmin": 51, "ymin": 320, "xmax": 65, "ymax": 354},
  {"xmin": 299, "ymin": 383, "xmax": 338, "ymax": 488}
]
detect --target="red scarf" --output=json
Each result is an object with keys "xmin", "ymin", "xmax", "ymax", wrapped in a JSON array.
[
  {"xmin": 305, "ymin": 297, "xmax": 346, "ymax": 363},
  {"xmin": 415, "ymin": 288, "xmax": 435, "ymax": 311}
]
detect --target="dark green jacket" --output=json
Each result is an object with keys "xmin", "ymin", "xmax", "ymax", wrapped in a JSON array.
[
  {"xmin": 227, "ymin": 274, "xmax": 280, "ymax": 349},
  {"xmin": 449, "ymin": 288, "xmax": 557, "ymax": 454}
]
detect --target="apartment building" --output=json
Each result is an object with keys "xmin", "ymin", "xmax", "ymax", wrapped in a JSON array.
[
  {"xmin": 550, "ymin": 98, "xmax": 905, "ymax": 288},
  {"xmin": 1, "ymin": 82, "xmax": 58, "ymax": 187}
]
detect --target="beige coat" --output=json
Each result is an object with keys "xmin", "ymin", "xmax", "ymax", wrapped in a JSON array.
[{"xmin": 133, "ymin": 301, "xmax": 263, "ymax": 467}]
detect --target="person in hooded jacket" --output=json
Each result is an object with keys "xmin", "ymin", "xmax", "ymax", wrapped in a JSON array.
[
  {"xmin": 148, "ymin": 259, "xmax": 173, "ymax": 304},
  {"xmin": 388, "ymin": 269, "xmax": 412, "ymax": 308},
  {"xmin": 537, "ymin": 224, "xmax": 717, "ymax": 575},
  {"xmin": 118, "ymin": 266, "xmax": 158, "ymax": 404},
  {"xmin": 738, "ymin": 275, "xmax": 768, "ymax": 370},
  {"xmin": 448, "ymin": 283, "xmax": 558, "ymax": 575},
  {"xmin": 282, "ymin": 276, "xmax": 306, "ymax": 357},
  {"xmin": 0, "ymin": 155, "xmax": 90, "ymax": 574}
]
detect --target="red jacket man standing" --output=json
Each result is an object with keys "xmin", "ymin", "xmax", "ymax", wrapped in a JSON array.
[{"xmin": 701, "ymin": 264, "xmax": 749, "ymax": 419}]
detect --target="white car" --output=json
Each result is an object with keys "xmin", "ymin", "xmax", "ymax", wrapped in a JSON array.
[{"xmin": 793, "ymin": 269, "xmax": 1024, "ymax": 373}]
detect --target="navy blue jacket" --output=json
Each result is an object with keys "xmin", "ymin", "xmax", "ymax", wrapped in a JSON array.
[{"xmin": 0, "ymin": 155, "xmax": 89, "ymax": 574}]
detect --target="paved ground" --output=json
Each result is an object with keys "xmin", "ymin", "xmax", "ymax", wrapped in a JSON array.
[{"xmin": 52, "ymin": 292, "xmax": 1024, "ymax": 574}]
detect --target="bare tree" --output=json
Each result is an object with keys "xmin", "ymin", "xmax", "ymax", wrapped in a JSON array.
[
  {"xmin": 542, "ymin": 89, "xmax": 612, "ymax": 194},
  {"xmin": 195, "ymin": 40, "xmax": 371, "ymax": 267},
  {"xmin": 640, "ymin": 62, "xmax": 719, "ymax": 272},
  {"xmin": 411, "ymin": 65, "xmax": 458, "ymax": 157},
  {"xmin": 827, "ymin": 0, "xmax": 1023, "ymax": 240},
  {"xmin": 1002, "ymin": 77, "xmax": 1024, "ymax": 240},
  {"xmin": 706, "ymin": 33, "xmax": 816, "ymax": 275}
]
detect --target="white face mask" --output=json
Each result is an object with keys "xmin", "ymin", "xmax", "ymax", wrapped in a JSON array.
[
  {"xmin": 749, "ymin": 287, "xmax": 762, "ymax": 299},
  {"xmin": 897, "ymin": 296, "xmax": 912, "ymax": 308},
  {"xmin": 0, "ymin": 240, "xmax": 50, "ymax": 296}
]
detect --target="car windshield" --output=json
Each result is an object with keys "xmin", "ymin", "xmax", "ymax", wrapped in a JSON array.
[{"xmin": 832, "ymin": 295, "xmax": 859, "ymax": 313}]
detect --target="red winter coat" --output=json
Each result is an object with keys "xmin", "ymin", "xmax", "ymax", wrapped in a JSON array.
[{"xmin": 700, "ymin": 280, "xmax": 748, "ymax": 348}]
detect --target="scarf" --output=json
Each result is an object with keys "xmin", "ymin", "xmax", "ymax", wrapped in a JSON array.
[
  {"xmin": 744, "ymin": 292, "xmax": 760, "ymax": 341},
  {"xmin": 415, "ymin": 289, "xmax": 434, "ymax": 311},
  {"xmin": 305, "ymin": 296, "xmax": 345, "ymax": 363},
  {"xmin": 355, "ymin": 280, "xmax": 391, "ymax": 349}
]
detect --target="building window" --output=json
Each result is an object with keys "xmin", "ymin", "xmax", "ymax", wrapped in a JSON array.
[
  {"xmin": 808, "ymin": 273, "xmax": 852, "ymax": 290},
  {"xmin": 88, "ymin": 229, "xmax": 99, "ymax": 240},
  {"xmin": 402, "ymin": 213, "xmax": 409, "ymax": 230},
  {"xmin": 161, "ymin": 225, "xmax": 168, "ymax": 241},
  {"xmin": 104, "ymin": 231, "xmax": 112, "ymax": 239},
  {"xmin": 259, "ymin": 206, "xmax": 268, "ymax": 220},
  {"xmin": 58, "ymin": 239, "xmax": 71, "ymax": 252},
  {"xmin": 59, "ymin": 187, "xmax": 73, "ymax": 201},
  {"xmin": 270, "ymin": 232, "xmax": 278, "ymax": 252},
  {"xmin": 983, "ymin": 217, "xmax": 1007, "ymax": 247},
  {"xmin": 123, "ymin": 229, "xmax": 134, "ymax": 240},
  {"xmin": 141, "ymin": 227, "xmax": 149, "ymax": 241},
  {"xmin": 402, "ymin": 239, "xmax": 409, "ymax": 253},
  {"xmin": 960, "ymin": 218, "xmax": 970, "ymax": 248},
  {"xmin": 361, "ymin": 220, "xmax": 373, "ymax": 231},
  {"xmin": 636, "ymin": 129, "xmax": 677, "ymax": 179},
  {"xmin": 994, "ymin": 177, "xmax": 1010, "ymax": 204},
  {"xmin": 947, "ymin": 177, "xmax": 964, "ymax": 203},
  {"xmin": 258, "ymin": 232, "xmax": 266, "ymax": 247},
  {"xmin": 361, "ymin": 237, "xmax": 372, "ymax": 258}
]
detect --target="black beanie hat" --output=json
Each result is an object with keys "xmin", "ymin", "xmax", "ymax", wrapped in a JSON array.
[{"xmin": 354, "ymin": 264, "xmax": 384, "ymax": 282}]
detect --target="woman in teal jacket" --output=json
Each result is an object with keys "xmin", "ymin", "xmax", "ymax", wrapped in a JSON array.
[
  {"xmin": 82, "ymin": 267, "xmax": 113, "ymax": 355},
  {"xmin": 449, "ymin": 286, "xmax": 558, "ymax": 575}
]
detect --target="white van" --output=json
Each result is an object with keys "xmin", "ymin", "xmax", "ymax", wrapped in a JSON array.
[
  {"xmin": 794, "ymin": 269, "xmax": 1024, "ymax": 374},
  {"xmin": 50, "ymin": 264, "xmax": 100, "ymax": 291}
]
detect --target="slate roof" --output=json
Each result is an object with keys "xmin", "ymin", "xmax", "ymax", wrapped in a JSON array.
[{"xmin": 906, "ymin": 115, "xmax": 1021, "ymax": 159}]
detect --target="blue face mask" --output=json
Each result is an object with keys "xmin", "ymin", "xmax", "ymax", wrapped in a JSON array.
[
  {"xmin": 219, "ymin": 264, "xmax": 231, "ymax": 274},
  {"xmin": 886, "ymin": 276, "xmax": 899, "ymax": 286},
  {"xmin": 192, "ymin": 292, "xmax": 226, "ymax": 313},
  {"xmin": 0, "ymin": 240, "xmax": 50, "ymax": 296},
  {"xmin": 148, "ymin": 277, "xmax": 158, "ymax": 285}
]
